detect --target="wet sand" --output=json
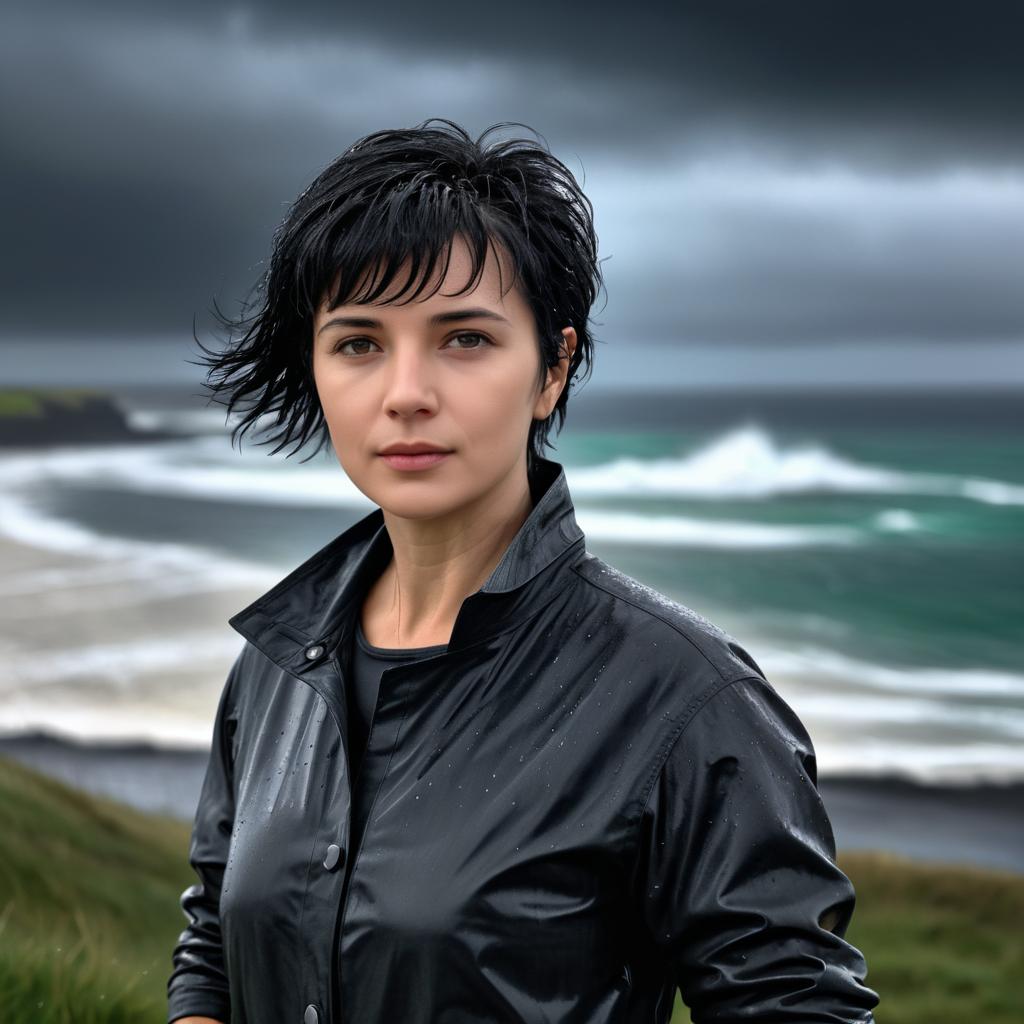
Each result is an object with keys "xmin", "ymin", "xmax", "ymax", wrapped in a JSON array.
[
  {"xmin": 0, "ymin": 532, "xmax": 272, "ymax": 745},
  {"xmin": 2, "ymin": 532, "xmax": 1022, "ymax": 876}
]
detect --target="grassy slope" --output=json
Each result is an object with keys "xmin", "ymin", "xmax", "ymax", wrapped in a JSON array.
[
  {"xmin": 0, "ymin": 754, "xmax": 194, "ymax": 1022},
  {"xmin": 0, "ymin": 389, "xmax": 101, "ymax": 418},
  {"xmin": 1, "ymin": 753, "xmax": 1021, "ymax": 1024}
]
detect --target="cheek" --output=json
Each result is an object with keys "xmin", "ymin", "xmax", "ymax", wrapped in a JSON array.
[
  {"xmin": 453, "ymin": 368, "xmax": 537, "ymax": 457},
  {"xmin": 313, "ymin": 361, "xmax": 354, "ymax": 421},
  {"xmin": 312, "ymin": 376, "xmax": 364, "ymax": 465},
  {"xmin": 475, "ymin": 353, "xmax": 539, "ymax": 409},
  {"xmin": 460, "ymin": 365, "xmax": 531, "ymax": 424}
]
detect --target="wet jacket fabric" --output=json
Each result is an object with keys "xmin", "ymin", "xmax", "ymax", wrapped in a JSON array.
[{"xmin": 167, "ymin": 456, "xmax": 879, "ymax": 1024}]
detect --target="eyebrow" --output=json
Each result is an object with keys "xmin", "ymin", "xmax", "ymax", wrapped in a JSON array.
[{"xmin": 316, "ymin": 306, "xmax": 510, "ymax": 336}]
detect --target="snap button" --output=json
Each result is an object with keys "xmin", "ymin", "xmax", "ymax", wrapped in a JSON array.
[
  {"xmin": 303, "ymin": 1004, "xmax": 319, "ymax": 1024},
  {"xmin": 323, "ymin": 843, "xmax": 343, "ymax": 871},
  {"xmin": 304, "ymin": 644, "xmax": 325, "ymax": 661}
]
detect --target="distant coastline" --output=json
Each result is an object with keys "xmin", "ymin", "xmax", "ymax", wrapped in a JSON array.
[
  {"xmin": 1, "ymin": 728, "xmax": 1021, "ymax": 876},
  {"xmin": 0, "ymin": 387, "xmax": 180, "ymax": 447}
]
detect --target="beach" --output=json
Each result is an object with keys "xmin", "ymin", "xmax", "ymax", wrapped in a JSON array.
[
  {"xmin": 2, "ymin": 531, "xmax": 1022, "ymax": 878},
  {"xmin": 0, "ymin": 530, "xmax": 268, "ymax": 747},
  {"xmin": 2, "ymin": 385, "xmax": 1022, "ymax": 882}
]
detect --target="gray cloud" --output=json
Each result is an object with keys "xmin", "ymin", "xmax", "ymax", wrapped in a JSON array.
[
  {"xmin": 588, "ymin": 160, "xmax": 1024, "ymax": 344},
  {"xmin": 16, "ymin": 0, "xmax": 1020, "ymax": 171},
  {"xmin": 1, "ymin": 1, "xmax": 1021, "ymax": 358}
]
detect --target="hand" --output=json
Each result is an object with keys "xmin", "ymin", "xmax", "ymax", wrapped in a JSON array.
[{"xmin": 170, "ymin": 1018, "xmax": 225, "ymax": 1024}]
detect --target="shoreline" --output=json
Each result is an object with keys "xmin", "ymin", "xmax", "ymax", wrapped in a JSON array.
[
  {"xmin": 2, "ymin": 478, "xmax": 1022, "ymax": 880},
  {"xmin": 2, "ymin": 728, "xmax": 1022, "ymax": 876}
]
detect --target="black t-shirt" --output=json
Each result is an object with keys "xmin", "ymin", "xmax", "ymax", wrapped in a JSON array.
[{"xmin": 346, "ymin": 615, "xmax": 447, "ymax": 856}]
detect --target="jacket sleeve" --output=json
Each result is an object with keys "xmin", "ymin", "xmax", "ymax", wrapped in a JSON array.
[
  {"xmin": 166, "ymin": 647, "xmax": 244, "ymax": 1024},
  {"xmin": 630, "ymin": 674, "xmax": 879, "ymax": 1023}
]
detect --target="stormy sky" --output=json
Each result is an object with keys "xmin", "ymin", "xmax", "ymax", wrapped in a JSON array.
[{"xmin": 3, "ymin": 0, "xmax": 1023, "ymax": 388}]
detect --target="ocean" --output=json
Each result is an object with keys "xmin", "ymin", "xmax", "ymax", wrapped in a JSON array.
[{"xmin": 2, "ymin": 384, "xmax": 1021, "ymax": 786}]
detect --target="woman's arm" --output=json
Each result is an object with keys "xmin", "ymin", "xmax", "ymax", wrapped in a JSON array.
[
  {"xmin": 166, "ymin": 650, "xmax": 243, "ymax": 1024},
  {"xmin": 630, "ymin": 673, "xmax": 880, "ymax": 1023}
]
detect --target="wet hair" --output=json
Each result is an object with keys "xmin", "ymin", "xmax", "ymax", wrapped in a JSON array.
[{"xmin": 192, "ymin": 117, "xmax": 605, "ymax": 472}]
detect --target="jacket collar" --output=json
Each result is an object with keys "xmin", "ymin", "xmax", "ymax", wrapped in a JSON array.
[{"xmin": 228, "ymin": 456, "xmax": 586, "ymax": 675}]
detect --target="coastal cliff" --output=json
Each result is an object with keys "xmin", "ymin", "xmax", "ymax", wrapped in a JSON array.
[{"xmin": 0, "ymin": 389, "xmax": 177, "ymax": 447}]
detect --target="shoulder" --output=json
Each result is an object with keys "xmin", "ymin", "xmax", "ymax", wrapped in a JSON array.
[
  {"xmin": 570, "ymin": 550, "xmax": 767, "ymax": 687},
  {"xmin": 566, "ymin": 552, "xmax": 818, "ymax": 799}
]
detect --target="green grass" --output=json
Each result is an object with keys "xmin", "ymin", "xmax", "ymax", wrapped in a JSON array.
[
  {"xmin": 0, "ymin": 388, "xmax": 102, "ymax": 418},
  {"xmin": 0, "ymin": 754, "xmax": 193, "ymax": 1022},
  {"xmin": 1, "ymin": 752, "xmax": 1021, "ymax": 1023}
]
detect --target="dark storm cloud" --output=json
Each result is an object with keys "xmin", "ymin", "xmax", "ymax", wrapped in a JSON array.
[
  {"xmin": 20, "ymin": 0, "xmax": 1021, "ymax": 171},
  {"xmin": 1, "ymin": 0, "xmax": 1022, "ymax": 350},
  {"xmin": 291, "ymin": 0, "xmax": 1023, "ymax": 172}
]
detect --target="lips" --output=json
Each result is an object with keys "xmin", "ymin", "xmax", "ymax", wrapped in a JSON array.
[
  {"xmin": 378, "ymin": 443, "xmax": 453, "ymax": 456},
  {"xmin": 379, "ymin": 449, "xmax": 452, "ymax": 471}
]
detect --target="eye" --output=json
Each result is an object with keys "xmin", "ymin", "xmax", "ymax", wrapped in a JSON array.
[
  {"xmin": 333, "ymin": 337, "xmax": 379, "ymax": 356},
  {"xmin": 330, "ymin": 332, "xmax": 492, "ymax": 357},
  {"xmin": 445, "ymin": 332, "xmax": 492, "ymax": 350}
]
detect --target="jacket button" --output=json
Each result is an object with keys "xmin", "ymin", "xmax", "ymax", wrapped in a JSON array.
[
  {"xmin": 303, "ymin": 1004, "xmax": 319, "ymax": 1024},
  {"xmin": 304, "ymin": 644, "xmax": 324, "ymax": 661},
  {"xmin": 323, "ymin": 843, "xmax": 343, "ymax": 871}
]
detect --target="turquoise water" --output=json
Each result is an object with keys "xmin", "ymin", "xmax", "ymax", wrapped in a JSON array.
[
  {"xmin": 3, "ymin": 388, "xmax": 1021, "ymax": 782},
  {"xmin": 555, "ymin": 422, "xmax": 1023, "ymax": 674}
]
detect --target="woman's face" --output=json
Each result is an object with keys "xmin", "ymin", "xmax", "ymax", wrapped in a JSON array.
[{"xmin": 311, "ymin": 234, "xmax": 575, "ymax": 521}]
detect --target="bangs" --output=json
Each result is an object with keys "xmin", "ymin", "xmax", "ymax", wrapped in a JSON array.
[{"xmin": 298, "ymin": 183, "xmax": 528, "ymax": 316}]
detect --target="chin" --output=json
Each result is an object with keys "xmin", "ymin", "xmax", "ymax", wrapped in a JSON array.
[
  {"xmin": 379, "ymin": 493, "xmax": 467, "ymax": 522},
  {"xmin": 369, "ymin": 467, "xmax": 460, "ymax": 507}
]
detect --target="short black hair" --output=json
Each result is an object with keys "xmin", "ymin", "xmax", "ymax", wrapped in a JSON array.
[{"xmin": 191, "ymin": 117, "xmax": 605, "ymax": 471}]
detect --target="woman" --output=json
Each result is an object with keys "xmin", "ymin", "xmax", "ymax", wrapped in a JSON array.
[{"xmin": 168, "ymin": 118, "xmax": 879, "ymax": 1024}]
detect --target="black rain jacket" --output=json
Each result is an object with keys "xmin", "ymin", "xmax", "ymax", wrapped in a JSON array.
[{"xmin": 167, "ymin": 456, "xmax": 879, "ymax": 1024}]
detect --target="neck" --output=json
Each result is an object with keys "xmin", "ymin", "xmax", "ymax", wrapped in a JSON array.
[{"xmin": 364, "ymin": 464, "xmax": 535, "ymax": 648}]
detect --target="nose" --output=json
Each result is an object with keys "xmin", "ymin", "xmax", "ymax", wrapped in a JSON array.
[{"xmin": 382, "ymin": 343, "xmax": 440, "ymax": 418}]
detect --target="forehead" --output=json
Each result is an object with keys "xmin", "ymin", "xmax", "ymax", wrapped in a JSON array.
[{"xmin": 316, "ymin": 233, "xmax": 525, "ymax": 319}]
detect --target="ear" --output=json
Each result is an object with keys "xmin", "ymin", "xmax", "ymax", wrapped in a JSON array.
[{"xmin": 534, "ymin": 327, "xmax": 578, "ymax": 421}]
